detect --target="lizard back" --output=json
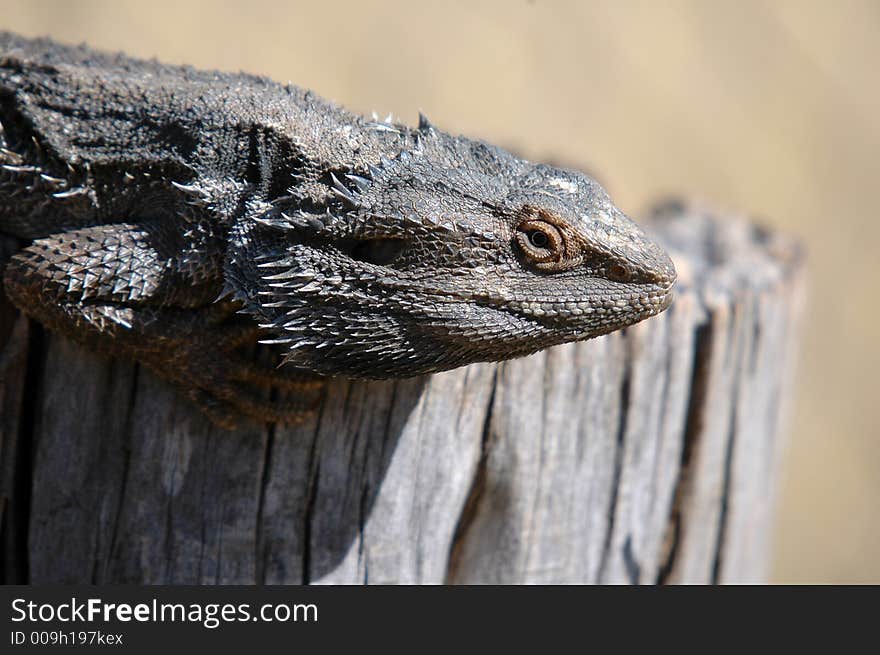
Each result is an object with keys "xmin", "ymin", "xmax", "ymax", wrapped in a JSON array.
[{"xmin": 0, "ymin": 31, "xmax": 383, "ymax": 238}]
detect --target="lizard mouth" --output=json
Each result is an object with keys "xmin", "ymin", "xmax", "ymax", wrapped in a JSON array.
[
  {"xmin": 483, "ymin": 280, "xmax": 675, "ymax": 323},
  {"xmin": 658, "ymin": 286, "xmax": 674, "ymax": 311}
]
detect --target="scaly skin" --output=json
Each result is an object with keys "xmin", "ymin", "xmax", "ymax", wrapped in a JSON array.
[{"xmin": 0, "ymin": 32, "xmax": 675, "ymax": 426}]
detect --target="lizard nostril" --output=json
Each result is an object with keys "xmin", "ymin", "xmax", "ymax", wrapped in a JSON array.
[{"xmin": 608, "ymin": 263, "xmax": 630, "ymax": 282}]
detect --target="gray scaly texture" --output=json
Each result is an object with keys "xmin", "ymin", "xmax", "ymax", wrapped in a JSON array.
[{"xmin": 0, "ymin": 32, "xmax": 676, "ymax": 426}]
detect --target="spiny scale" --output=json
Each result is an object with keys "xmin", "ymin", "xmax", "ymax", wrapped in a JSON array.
[{"xmin": 0, "ymin": 31, "xmax": 675, "ymax": 426}]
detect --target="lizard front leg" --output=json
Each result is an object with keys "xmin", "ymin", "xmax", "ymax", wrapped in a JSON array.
[{"xmin": 3, "ymin": 221, "xmax": 322, "ymax": 427}]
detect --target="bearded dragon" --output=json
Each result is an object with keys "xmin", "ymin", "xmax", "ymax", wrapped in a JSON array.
[{"xmin": 0, "ymin": 33, "xmax": 675, "ymax": 426}]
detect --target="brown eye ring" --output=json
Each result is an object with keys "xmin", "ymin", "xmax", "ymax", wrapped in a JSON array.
[{"xmin": 516, "ymin": 219, "xmax": 563, "ymax": 264}]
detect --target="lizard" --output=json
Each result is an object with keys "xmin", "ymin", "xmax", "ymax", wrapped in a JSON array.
[{"xmin": 0, "ymin": 32, "xmax": 676, "ymax": 427}]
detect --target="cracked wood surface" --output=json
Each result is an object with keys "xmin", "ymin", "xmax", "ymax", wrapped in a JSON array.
[{"xmin": 0, "ymin": 202, "xmax": 804, "ymax": 584}]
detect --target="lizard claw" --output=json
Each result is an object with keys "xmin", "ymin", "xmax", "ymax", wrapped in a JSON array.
[
  {"xmin": 186, "ymin": 384, "xmax": 319, "ymax": 430},
  {"xmin": 139, "ymin": 315, "xmax": 326, "ymax": 428}
]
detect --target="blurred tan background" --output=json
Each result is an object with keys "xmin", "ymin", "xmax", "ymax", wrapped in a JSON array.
[{"xmin": 3, "ymin": 0, "xmax": 877, "ymax": 582}]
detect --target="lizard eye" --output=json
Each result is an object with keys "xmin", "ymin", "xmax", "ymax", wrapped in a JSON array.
[
  {"xmin": 528, "ymin": 230, "xmax": 549, "ymax": 248},
  {"xmin": 516, "ymin": 219, "xmax": 564, "ymax": 265}
]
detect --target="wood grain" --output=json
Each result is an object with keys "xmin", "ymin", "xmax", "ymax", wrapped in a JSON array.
[{"xmin": 0, "ymin": 202, "xmax": 804, "ymax": 584}]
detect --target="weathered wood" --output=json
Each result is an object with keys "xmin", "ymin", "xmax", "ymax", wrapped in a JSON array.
[{"xmin": 0, "ymin": 202, "xmax": 804, "ymax": 584}]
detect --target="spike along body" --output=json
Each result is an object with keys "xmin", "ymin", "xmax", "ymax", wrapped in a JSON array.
[{"xmin": 0, "ymin": 33, "xmax": 676, "ymax": 423}]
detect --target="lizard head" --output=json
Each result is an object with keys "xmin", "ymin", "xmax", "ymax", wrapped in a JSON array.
[{"xmin": 232, "ymin": 127, "xmax": 676, "ymax": 379}]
